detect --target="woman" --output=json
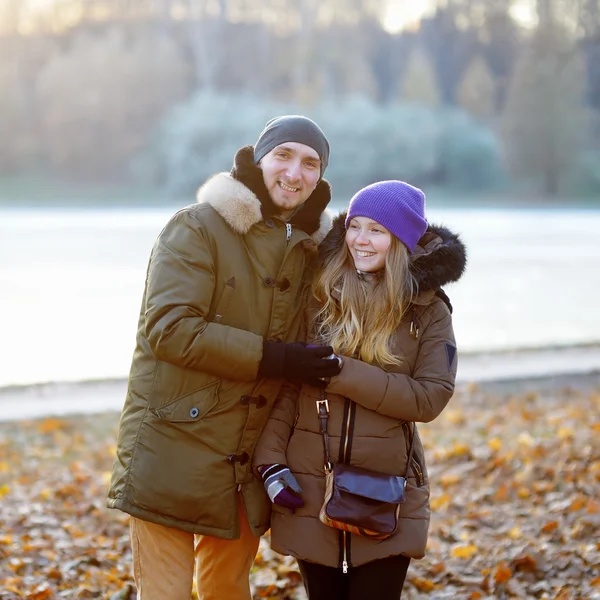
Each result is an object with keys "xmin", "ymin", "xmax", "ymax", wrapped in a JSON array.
[{"xmin": 253, "ymin": 180, "xmax": 467, "ymax": 599}]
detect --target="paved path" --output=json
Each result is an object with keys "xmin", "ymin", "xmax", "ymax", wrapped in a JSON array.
[{"xmin": 1, "ymin": 345, "xmax": 599, "ymax": 422}]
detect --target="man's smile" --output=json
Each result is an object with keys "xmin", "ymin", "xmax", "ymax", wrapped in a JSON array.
[{"xmin": 278, "ymin": 181, "xmax": 300, "ymax": 193}]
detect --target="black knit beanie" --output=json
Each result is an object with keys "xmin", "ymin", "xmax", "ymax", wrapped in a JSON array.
[{"xmin": 253, "ymin": 115, "xmax": 330, "ymax": 177}]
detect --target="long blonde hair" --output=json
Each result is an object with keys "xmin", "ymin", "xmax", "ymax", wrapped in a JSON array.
[{"xmin": 312, "ymin": 236, "xmax": 417, "ymax": 367}]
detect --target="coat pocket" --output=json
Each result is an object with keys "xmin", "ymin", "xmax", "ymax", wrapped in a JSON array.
[
  {"xmin": 152, "ymin": 380, "xmax": 220, "ymax": 423},
  {"xmin": 212, "ymin": 277, "xmax": 236, "ymax": 323}
]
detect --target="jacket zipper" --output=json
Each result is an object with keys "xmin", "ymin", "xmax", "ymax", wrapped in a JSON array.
[
  {"xmin": 342, "ymin": 403, "xmax": 350, "ymax": 574},
  {"xmin": 403, "ymin": 422, "xmax": 425, "ymax": 487},
  {"xmin": 340, "ymin": 399, "xmax": 354, "ymax": 573},
  {"xmin": 411, "ymin": 457, "xmax": 425, "ymax": 487},
  {"xmin": 342, "ymin": 402, "xmax": 352, "ymax": 462}
]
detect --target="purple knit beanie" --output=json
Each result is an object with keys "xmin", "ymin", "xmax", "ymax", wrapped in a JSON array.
[{"xmin": 345, "ymin": 180, "xmax": 427, "ymax": 253}]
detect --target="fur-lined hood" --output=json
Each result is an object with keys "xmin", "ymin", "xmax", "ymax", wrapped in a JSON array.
[
  {"xmin": 195, "ymin": 145, "xmax": 332, "ymax": 244},
  {"xmin": 319, "ymin": 212, "xmax": 467, "ymax": 307}
]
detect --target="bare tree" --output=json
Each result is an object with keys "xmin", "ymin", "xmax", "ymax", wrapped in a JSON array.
[
  {"xmin": 182, "ymin": 0, "xmax": 229, "ymax": 89},
  {"xmin": 457, "ymin": 54, "xmax": 497, "ymax": 119},
  {"xmin": 537, "ymin": 0, "xmax": 554, "ymax": 25},
  {"xmin": 35, "ymin": 27, "xmax": 188, "ymax": 179},
  {"xmin": 399, "ymin": 45, "xmax": 441, "ymax": 107},
  {"xmin": 502, "ymin": 22, "xmax": 589, "ymax": 196},
  {"xmin": 0, "ymin": 0, "xmax": 21, "ymax": 34}
]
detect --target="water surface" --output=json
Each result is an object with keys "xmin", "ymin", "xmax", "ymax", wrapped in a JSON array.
[{"xmin": 2, "ymin": 206, "xmax": 599, "ymax": 386}]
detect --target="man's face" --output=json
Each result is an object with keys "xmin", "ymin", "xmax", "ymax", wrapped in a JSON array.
[{"xmin": 259, "ymin": 142, "xmax": 321, "ymax": 218}]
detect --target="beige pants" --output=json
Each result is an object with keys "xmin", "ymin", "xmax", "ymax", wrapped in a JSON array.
[{"xmin": 130, "ymin": 497, "xmax": 260, "ymax": 600}]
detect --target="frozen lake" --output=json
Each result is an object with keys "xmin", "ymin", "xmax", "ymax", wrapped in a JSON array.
[{"xmin": 1, "ymin": 205, "xmax": 600, "ymax": 387}]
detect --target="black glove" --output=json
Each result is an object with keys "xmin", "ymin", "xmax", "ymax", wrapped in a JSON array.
[{"xmin": 258, "ymin": 341, "xmax": 342, "ymax": 388}]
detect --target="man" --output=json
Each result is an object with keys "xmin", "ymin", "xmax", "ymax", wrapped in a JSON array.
[{"xmin": 107, "ymin": 116, "xmax": 340, "ymax": 599}]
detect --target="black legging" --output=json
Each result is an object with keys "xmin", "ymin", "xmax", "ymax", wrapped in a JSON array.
[{"xmin": 297, "ymin": 554, "xmax": 411, "ymax": 600}]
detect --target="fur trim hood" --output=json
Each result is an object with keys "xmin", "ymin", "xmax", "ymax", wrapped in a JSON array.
[
  {"xmin": 196, "ymin": 146, "xmax": 332, "ymax": 244},
  {"xmin": 319, "ymin": 212, "xmax": 467, "ymax": 306}
]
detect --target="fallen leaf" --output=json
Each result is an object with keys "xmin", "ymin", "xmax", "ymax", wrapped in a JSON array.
[
  {"xmin": 451, "ymin": 544, "xmax": 478, "ymax": 559},
  {"xmin": 410, "ymin": 577, "xmax": 437, "ymax": 592},
  {"xmin": 488, "ymin": 438, "xmax": 502, "ymax": 452},
  {"xmin": 494, "ymin": 561, "xmax": 512, "ymax": 584},
  {"xmin": 541, "ymin": 520, "xmax": 559, "ymax": 534}
]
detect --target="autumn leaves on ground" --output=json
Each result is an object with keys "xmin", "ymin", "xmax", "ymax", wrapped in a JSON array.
[{"xmin": 1, "ymin": 376, "xmax": 599, "ymax": 600}]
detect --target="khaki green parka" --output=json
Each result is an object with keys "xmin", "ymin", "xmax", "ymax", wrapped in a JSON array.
[{"xmin": 107, "ymin": 147, "xmax": 332, "ymax": 539}]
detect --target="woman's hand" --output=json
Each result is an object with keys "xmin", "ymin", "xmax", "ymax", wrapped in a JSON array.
[{"xmin": 259, "ymin": 464, "xmax": 305, "ymax": 512}]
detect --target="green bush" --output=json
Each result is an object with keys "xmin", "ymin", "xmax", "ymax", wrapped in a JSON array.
[
  {"xmin": 437, "ymin": 109, "xmax": 507, "ymax": 190},
  {"xmin": 133, "ymin": 91, "xmax": 507, "ymax": 198},
  {"xmin": 312, "ymin": 99, "xmax": 444, "ymax": 198},
  {"xmin": 566, "ymin": 150, "xmax": 600, "ymax": 196},
  {"xmin": 132, "ymin": 90, "xmax": 289, "ymax": 194}
]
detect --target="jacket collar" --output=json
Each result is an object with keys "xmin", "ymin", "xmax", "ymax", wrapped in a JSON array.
[
  {"xmin": 196, "ymin": 146, "xmax": 333, "ymax": 244},
  {"xmin": 319, "ymin": 212, "xmax": 467, "ymax": 306}
]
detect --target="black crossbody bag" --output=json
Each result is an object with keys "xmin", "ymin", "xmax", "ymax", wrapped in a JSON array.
[{"xmin": 317, "ymin": 392, "xmax": 415, "ymax": 540}]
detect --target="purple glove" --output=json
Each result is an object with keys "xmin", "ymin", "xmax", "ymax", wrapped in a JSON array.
[{"xmin": 259, "ymin": 464, "xmax": 305, "ymax": 512}]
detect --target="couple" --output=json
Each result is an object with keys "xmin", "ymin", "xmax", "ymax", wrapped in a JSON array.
[{"xmin": 107, "ymin": 115, "xmax": 466, "ymax": 599}]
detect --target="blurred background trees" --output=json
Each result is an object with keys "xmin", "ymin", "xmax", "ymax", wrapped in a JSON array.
[{"xmin": 1, "ymin": 0, "xmax": 599, "ymax": 200}]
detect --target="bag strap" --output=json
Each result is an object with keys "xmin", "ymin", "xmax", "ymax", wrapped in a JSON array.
[
  {"xmin": 316, "ymin": 390, "xmax": 332, "ymax": 471},
  {"xmin": 316, "ymin": 390, "xmax": 417, "ymax": 480}
]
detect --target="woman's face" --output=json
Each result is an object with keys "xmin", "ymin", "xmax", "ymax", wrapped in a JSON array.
[{"xmin": 345, "ymin": 216, "xmax": 392, "ymax": 273}]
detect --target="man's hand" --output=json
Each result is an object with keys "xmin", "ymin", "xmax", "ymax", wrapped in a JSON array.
[{"xmin": 258, "ymin": 342, "xmax": 342, "ymax": 387}]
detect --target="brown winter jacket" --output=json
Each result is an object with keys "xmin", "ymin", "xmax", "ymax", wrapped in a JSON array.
[
  {"xmin": 253, "ymin": 213, "xmax": 467, "ymax": 568},
  {"xmin": 107, "ymin": 147, "xmax": 332, "ymax": 538}
]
